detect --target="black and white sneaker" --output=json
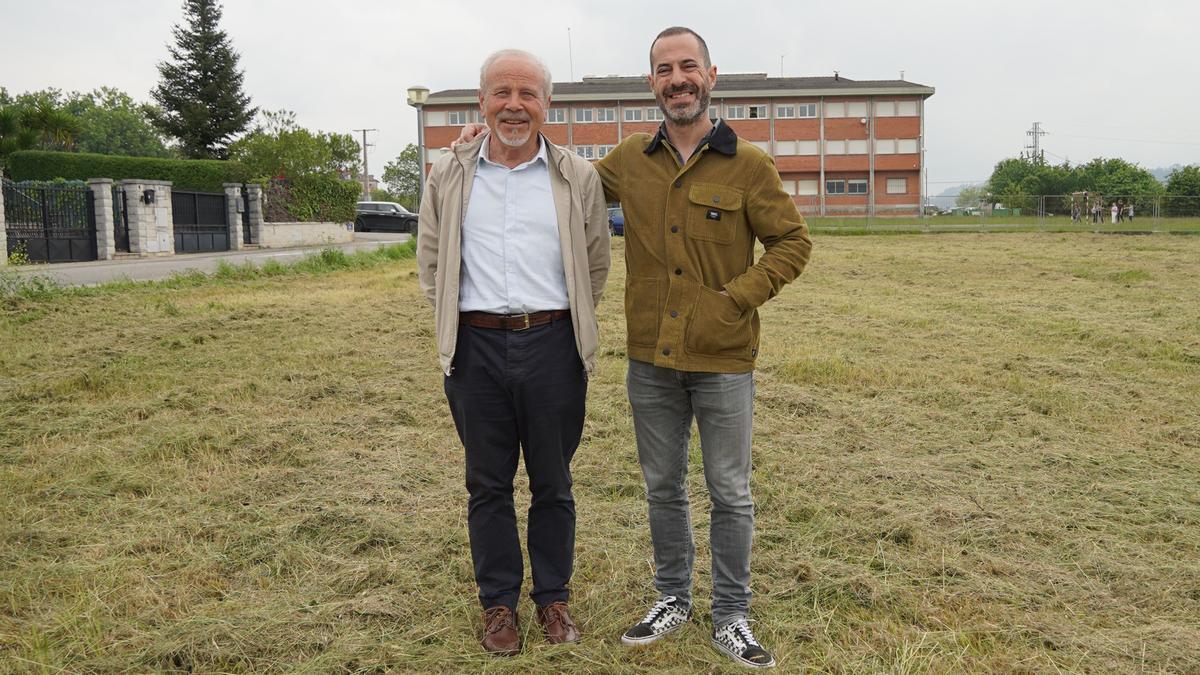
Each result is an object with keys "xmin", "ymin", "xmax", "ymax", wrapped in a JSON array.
[
  {"xmin": 712, "ymin": 618, "xmax": 776, "ymax": 668},
  {"xmin": 620, "ymin": 595, "xmax": 691, "ymax": 645}
]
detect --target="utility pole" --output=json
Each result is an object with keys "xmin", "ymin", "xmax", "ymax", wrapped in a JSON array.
[
  {"xmin": 1025, "ymin": 122, "xmax": 1046, "ymax": 163},
  {"xmin": 353, "ymin": 128, "xmax": 377, "ymax": 199},
  {"xmin": 567, "ymin": 27, "xmax": 575, "ymax": 81}
]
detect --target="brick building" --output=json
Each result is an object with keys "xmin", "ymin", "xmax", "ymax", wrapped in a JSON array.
[{"xmin": 421, "ymin": 73, "xmax": 934, "ymax": 216}]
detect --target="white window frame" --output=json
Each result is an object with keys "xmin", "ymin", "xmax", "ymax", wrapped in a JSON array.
[
  {"xmin": 597, "ymin": 144, "xmax": 615, "ymax": 158},
  {"xmin": 826, "ymin": 179, "xmax": 846, "ymax": 194},
  {"xmin": 897, "ymin": 138, "xmax": 920, "ymax": 154},
  {"xmin": 848, "ymin": 179, "xmax": 869, "ymax": 195},
  {"xmin": 574, "ymin": 108, "xmax": 593, "ymax": 123},
  {"xmin": 847, "ymin": 139, "xmax": 868, "ymax": 155},
  {"xmin": 776, "ymin": 105, "xmax": 795, "ymax": 119},
  {"xmin": 796, "ymin": 140, "xmax": 818, "ymax": 155},
  {"xmin": 575, "ymin": 145, "xmax": 595, "ymax": 159},
  {"xmin": 624, "ymin": 108, "xmax": 643, "ymax": 122},
  {"xmin": 646, "ymin": 107, "xmax": 664, "ymax": 121},
  {"xmin": 750, "ymin": 140, "xmax": 771, "ymax": 152},
  {"xmin": 825, "ymin": 102, "xmax": 845, "ymax": 118},
  {"xmin": 781, "ymin": 179, "xmax": 798, "ymax": 194},
  {"xmin": 708, "ymin": 105, "xmax": 720, "ymax": 119},
  {"xmin": 748, "ymin": 105, "xmax": 768, "ymax": 119},
  {"xmin": 897, "ymin": 101, "xmax": 919, "ymax": 117},
  {"xmin": 887, "ymin": 178, "xmax": 907, "ymax": 194},
  {"xmin": 597, "ymin": 107, "xmax": 616, "ymax": 123},
  {"xmin": 875, "ymin": 138, "xmax": 896, "ymax": 155},
  {"xmin": 447, "ymin": 110, "xmax": 468, "ymax": 125},
  {"xmin": 798, "ymin": 103, "xmax": 817, "ymax": 118},
  {"xmin": 726, "ymin": 105, "xmax": 746, "ymax": 120},
  {"xmin": 546, "ymin": 108, "xmax": 566, "ymax": 124},
  {"xmin": 875, "ymin": 101, "xmax": 896, "ymax": 117},
  {"xmin": 825, "ymin": 139, "xmax": 847, "ymax": 155},
  {"xmin": 847, "ymin": 102, "xmax": 868, "ymax": 117},
  {"xmin": 797, "ymin": 179, "xmax": 819, "ymax": 196}
]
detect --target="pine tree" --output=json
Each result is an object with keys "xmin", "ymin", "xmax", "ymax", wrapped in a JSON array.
[{"xmin": 151, "ymin": 0, "xmax": 256, "ymax": 159}]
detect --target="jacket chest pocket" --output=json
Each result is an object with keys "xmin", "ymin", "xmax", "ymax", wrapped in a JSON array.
[{"xmin": 686, "ymin": 183, "xmax": 743, "ymax": 244}]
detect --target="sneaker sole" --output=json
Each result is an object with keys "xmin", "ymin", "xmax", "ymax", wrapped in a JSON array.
[
  {"xmin": 620, "ymin": 620, "xmax": 687, "ymax": 646},
  {"xmin": 711, "ymin": 637, "xmax": 776, "ymax": 669}
]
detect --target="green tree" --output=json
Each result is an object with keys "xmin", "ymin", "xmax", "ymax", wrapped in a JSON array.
[
  {"xmin": 382, "ymin": 144, "xmax": 420, "ymax": 210},
  {"xmin": 0, "ymin": 91, "xmax": 80, "ymax": 162},
  {"xmin": 1073, "ymin": 158, "xmax": 1163, "ymax": 197},
  {"xmin": 955, "ymin": 185, "xmax": 986, "ymax": 208},
  {"xmin": 64, "ymin": 88, "xmax": 171, "ymax": 157},
  {"xmin": 228, "ymin": 109, "xmax": 359, "ymax": 179},
  {"xmin": 1164, "ymin": 165, "xmax": 1200, "ymax": 216},
  {"xmin": 151, "ymin": 0, "xmax": 256, "ymax": 159}
]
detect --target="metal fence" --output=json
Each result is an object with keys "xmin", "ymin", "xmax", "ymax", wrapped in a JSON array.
[{"xmin": 3, "ymin": 179, "xmax": 98, "ymax": 262}]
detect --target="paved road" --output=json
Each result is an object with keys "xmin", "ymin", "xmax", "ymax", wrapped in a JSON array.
[{"xmin": 5, "ymin": 232, "xmax": 411, "ymax": 287}]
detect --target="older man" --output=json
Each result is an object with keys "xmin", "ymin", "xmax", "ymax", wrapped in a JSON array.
[{"xmin": 417, "ymin": 49, "xmax": 610, "ymax": 655}]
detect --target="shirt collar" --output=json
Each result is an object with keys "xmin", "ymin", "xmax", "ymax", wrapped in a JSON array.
[
  {"xmin": 479, "ymin": 132, "xmax": 548, "ymax": 169},
  {"xmin": 644, "ymin": 118, "xmax": 738, "ymax": 158}
]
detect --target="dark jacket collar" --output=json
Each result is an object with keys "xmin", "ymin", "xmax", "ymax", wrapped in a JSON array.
[{"xmin": 645, "ymin": 118, "xmax": 738, "ymax": 157}]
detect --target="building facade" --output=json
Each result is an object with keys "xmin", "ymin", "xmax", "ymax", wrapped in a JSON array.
[{"xmin": 421, "ymin": 73, "xmax": 934, "ymax": 216}]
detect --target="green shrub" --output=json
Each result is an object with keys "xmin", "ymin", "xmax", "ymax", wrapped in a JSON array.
[
  {"xmin": 7, "ymin": 150, "xmax": 253, "ymax": 192},
  {"xmin": 261, "ymin": 175, "xmax": 359, "ymax": 223}
]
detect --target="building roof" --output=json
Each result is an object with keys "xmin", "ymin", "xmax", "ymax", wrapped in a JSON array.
[{"xmin": 426, "ymin": 72, "xmax": 934, "ymax": 105}]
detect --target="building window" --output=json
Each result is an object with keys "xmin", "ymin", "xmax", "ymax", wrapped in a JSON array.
[
  {"xmin": 848, "ymin": 179, "xmax": 869, "ymax": 194},
  {"xmin": 575, "ymin": 145, "xmax": 595, "ymax": 159},
  {"xmin": 597, "ymin": 108, "xmax": 616, "ymax": 122},
  {"xmin": 546, "ymin": 108, "xmax": 566, "ymax": 124},
  {"xmin": 897, "ymin": 101, "xmax": 919, "ymax": 116},
  {"xmin": 776, "ymin": 105, "xmax": 795, "ymax": 119},
  {"xmin": 875, "ymin": 101, "xmax": 896, "ymax": 117},
  {"xmin": 748, "ymin": 105, "xmax": 767, "ymax": 119},
  {"xmin": 897, "ymin": 138, "xmax": 919, "ymax": 154},
  {"xmin": 708, "ymin": 105, "xmax": 720, "ymax": 119},
  {"xmin": 425, "ymin": 110, "xmax": 447, "ymax": 126},
  {"xmin": 887, "ymin": 178, "xmax": 907, "ymax": 194},
  {"xmin": 598, "ymin": 144, "xmax": 615, "ymax": 158},
  {"xmin": 447, "ymin": 110, "xmax": 468, "ymax": 125},
  {"xmin": 575, "ymin": 108, "xmax": 593, "ymax": 123},
  {"xmin": 751, "ymin": 140, "xmax": 771, "ymax": 152},
  {"xmin": 848, "ymin": 139, "xmax": 868, "ymax": 155},
  {"xmin": 826, "ymin": 179, "xmax": 846, "ymax": 194},
  {"xmin": 781, "ymin": 179, "xmax": 797, "ymax": 194},
  {"xmin": 825, "ymin": 102, "xmax": 845, "ymax": 118},
  {"xmin": 796, "ymin": 140, "xmax": 818, "ymax": 155},
  {"xmin": 426, "ymin": 148, "xmax": 444, "ymax": 163},
  {"xmin": 798, "ymin": 103, "xmax": 817, "ymax": 118},
  {"xmin": 825, "ymin": 140, "xmax": 846, "ymax": 155},
  {"xmin": 624, "ymin": 108, "xmax": 643, "ymax": 122},
  {"xmin": 646, "ymin": 107, "xmax": 664, "ymax": 121},
  {"xmin": 798, "ymin": 179, "xmax": 819, "ymax": 196},
  {"xmin": 470, "ymin": 110, "xmax": 483, "ymax": 123},
  {"xmin": 847, "ymin": 102, "xmax": 867, "ymax": 117},
  {"xmin": 875, "ymin": 138, "xmax": 896, "ymax": 154},
  {"xmin": 726, "ymin": 105, "xmax": 746, "ymax": 119}
]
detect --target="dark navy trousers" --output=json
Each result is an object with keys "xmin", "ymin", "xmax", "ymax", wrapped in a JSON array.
[{"xmin": 443, "ymin": 316, "xmax": 586, "ymax": 610}]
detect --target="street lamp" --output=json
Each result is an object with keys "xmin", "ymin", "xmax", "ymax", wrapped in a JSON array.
[{"xmin": 406, "ymin": 85, "xmax": 431, "ymax": 208}]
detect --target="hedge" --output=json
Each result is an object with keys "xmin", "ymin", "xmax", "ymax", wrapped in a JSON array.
[
  {"xmin": 7, "ymin": 150, "xmax": 254, "ymax": 193},
  {"xmin": 262, "ymin": 175, "xmax": 360, "ymax": 223}
]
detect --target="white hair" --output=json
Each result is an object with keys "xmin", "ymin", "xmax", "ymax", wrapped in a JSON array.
[{"xmin": 479, "ymin": 49, "xmax": 553, "ymax": 99}]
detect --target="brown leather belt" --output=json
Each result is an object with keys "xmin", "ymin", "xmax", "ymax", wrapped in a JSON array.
[{"xmin": 459, "ymin": 310, "xmax": 571, "ymax": 331}]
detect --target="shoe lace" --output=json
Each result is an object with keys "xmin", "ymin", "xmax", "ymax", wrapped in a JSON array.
[
  {"xmin": 639, "ymin": 596, "xmax": 678, "ymax": 625},
  {"xmin": 542, "ymin": 602, "xmax": 575, "ymax": 630},
  {"xmin": 484, "ymin": 607, "xmax": 514, "ymax": 634},
  {"xmin": 726, "ymin": 618, "xmax": 762, "ymax": 648}
]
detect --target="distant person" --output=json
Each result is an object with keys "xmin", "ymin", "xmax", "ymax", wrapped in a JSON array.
[
  {"xmin": 1127, "ymin": 203, "xmax": 1135, "ymax": 221},
  {"xmin": 1111, "ymin": 202, "xmax": 1119, "ymax": 224},
  {"xmin": 417, "ymin": 48, "xmax": 611, "ymax": 656},
  {"xmin": 1071, "ymin": 204, "xmax": 1080, "ymax": 222},
  {"xmin": 1117, "ymin": 199, "xmax": 1126, "ymax": 223}
]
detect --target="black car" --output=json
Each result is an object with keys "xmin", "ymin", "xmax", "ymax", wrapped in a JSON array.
[{"xmin": 355, "ymin": 201, "xmax": 418, "ymax": 233}]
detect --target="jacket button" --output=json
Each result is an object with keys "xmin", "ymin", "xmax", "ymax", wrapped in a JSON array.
[
  {"xmin": 670, "ymin": 311, "xmax": 678, "ymax": 318},
  {"xmin": 673, "ymin": 179, "xmax": 682, "ymax": 188},
  {"xmin": 670, "ymin": 226, "xmax": 679, "ymax": 233},
  {"xmin": 674, "ymin": 268, "xmax": 682, "ymax": 275},
  {"xmin": 713, "ymin": 196, "xmax": 721, "ymax": 203},
  {"xmin": 662, "ymin": 348, "xmax": 671, "ymax": 356}
]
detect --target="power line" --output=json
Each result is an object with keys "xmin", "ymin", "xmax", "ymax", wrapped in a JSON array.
[{"xmin": 1050, "ymin": 131, "xmax": 1200, "ymax": 146}]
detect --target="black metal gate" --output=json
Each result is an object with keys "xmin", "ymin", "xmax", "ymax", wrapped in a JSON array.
[
  {"xmin": 2, "ymin": 180, "xmax": 97, "ymax": 263},
  {"xmin": 112, "ymin": 186, "xmax": 130, "ymax": 253},
  {"xmin": 241, "ymin": 188, "xmax": 253, "ymax": 245},
  {"xmin": 171, "ymin": 190, "xmax": 229, "ymax": 253}
]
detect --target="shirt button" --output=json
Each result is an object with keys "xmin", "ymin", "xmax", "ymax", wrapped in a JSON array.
[
  {"xmin": 662, "ymin": 348, "xmax": 671, "ymax": 356},
  {"xmin": 670, "ymin": 226, "xmax": 679, "ymax": 233},
  {"xmin": 673, "ymin": 179, "xmax": 682, "ymax": 188},
  {"xmin": 670, "ymin": 311, "xmax": 678, "ymax": 318},
  {"xmin": 674, "ymin": 268, "xmax": 682, "ymax": 275}
]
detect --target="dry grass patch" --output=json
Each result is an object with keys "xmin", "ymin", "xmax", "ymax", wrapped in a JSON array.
[{"xmin": 2, "ymin": 234, "xmax": 1198, "ymax": 673}]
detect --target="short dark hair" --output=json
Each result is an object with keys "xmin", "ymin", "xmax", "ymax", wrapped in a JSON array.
[{"xmin": 649, "ymin": 26, "xmax": 711, "ymax": 70}]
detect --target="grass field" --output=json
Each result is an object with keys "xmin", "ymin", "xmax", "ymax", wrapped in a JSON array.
[
  {"xmin": 806, "ymin": 215, "xmax": 1200, "ymax": 234},
  {"xmin": 2, "ymin": 234, "xmax": 1198, "ymax": 673}
]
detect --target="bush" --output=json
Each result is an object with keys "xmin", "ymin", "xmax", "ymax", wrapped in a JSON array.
[
  {"xmin": 261, "ymin": 175, "xmax": 359, "ymax": 223},
  {"xmin": 7, "ymin": 150, "xmax": 253, "ymax": 192}
]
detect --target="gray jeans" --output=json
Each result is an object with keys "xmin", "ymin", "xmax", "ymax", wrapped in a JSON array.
[{"xmin": 626, "ymin": 359, "xmax": 755, "ymax": 627}]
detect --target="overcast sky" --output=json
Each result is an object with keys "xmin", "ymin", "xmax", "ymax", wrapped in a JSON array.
[{"xmin": 2, "ymin": 0, "xmax": 1197, "ymax": 190}]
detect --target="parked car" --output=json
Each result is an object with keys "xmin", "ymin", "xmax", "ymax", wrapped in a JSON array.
[
  {"xmin": 607, "ymin": 206, "xmax": 624, "ymax": 236},
  {"xmin": 355, "ymin": 201, "xmax": 417, "ymax": 233}
]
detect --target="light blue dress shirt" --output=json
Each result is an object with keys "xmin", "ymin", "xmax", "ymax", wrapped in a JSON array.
[{"xmin": 458, "ymin": 136, "xmax": 569, "ymax": 314}]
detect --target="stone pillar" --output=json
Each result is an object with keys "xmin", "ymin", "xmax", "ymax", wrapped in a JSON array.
[
  {"xmin": 118, "ymin": 180, "xmax": 175, "ymax": 256},
  {"xmin": 88, "ymin": 178, "xmax": 116, "ymax": 260},
  {"xmin": 1, "ymin": 182, "xmax": 7, "ymax": 265},
  {"xmin": 245, "ymin": 183, "xmax": 264, "ymax": 246},
  {"xmin": 223, "ymin": 183, "xmax": 244, "ymax": 250}
]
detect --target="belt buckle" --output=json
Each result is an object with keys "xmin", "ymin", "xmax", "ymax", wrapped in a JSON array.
[{"xmin": 511, "ymin": 313, "xmax": 532, "ymax": 331}]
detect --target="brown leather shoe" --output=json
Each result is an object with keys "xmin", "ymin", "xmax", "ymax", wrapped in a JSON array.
[
  {"xmin": 481, "ymin": 606, "xmax": 520, "ymax": 655},
  {"xmin": 536, "ymin": 601, "xmax": 581, "ymax": 644}
]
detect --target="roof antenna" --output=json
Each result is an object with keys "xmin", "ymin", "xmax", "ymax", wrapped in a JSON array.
[
  {"xmin": 900, "ymin": 69, "xmax": 905, "ymax": 80},
  {"xmin": 834, "ymin": 70, "xmax": 840, "ymax": 82}
]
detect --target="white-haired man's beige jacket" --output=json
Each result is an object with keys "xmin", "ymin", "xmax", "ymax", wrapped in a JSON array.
[{"xmin": 417, "ymin": 133, "xmax": 611, "ymax": 376}]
